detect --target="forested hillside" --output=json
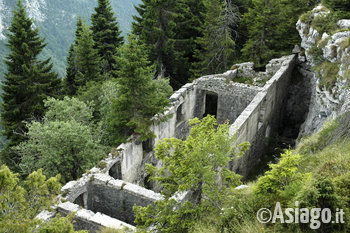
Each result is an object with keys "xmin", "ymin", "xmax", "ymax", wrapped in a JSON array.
[
  {"xmin": 1, "ymin": 0, "xmax": 350, "ymax": 232},
  {"xmin": 0, "ymin": 0, "xmax": 141, "ymax": 77}
]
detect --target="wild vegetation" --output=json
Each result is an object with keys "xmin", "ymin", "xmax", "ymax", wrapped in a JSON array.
[{"xmin": 0, "ymin": 0, "xmax": 349, "ymax": 232}]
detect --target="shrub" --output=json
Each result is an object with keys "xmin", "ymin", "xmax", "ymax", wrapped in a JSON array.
[{"xmin": 254, "ymin": 150, "xmax": 304, "ymax": 196}]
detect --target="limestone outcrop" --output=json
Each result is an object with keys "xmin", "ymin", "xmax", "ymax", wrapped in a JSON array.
[{"xmin": 296, "ymin": 4, "xmax": 350, "ymax": 137}]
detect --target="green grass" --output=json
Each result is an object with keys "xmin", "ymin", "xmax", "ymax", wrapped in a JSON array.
[{"xmin": 191, "ymin": 112, "xmax": 350, "ymax": 232}]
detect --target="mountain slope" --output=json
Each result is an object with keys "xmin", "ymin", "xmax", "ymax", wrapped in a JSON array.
[{"xmin": 0, "ymin": 0, "xmax": 141, "ymax": 78}]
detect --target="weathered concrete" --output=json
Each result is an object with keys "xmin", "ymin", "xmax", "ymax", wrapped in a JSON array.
[
  {"xmin": 229, "ymin": 55, "xmax": 297, "ymax": 177},
  {"xmin": 53, "ymin": 173, "xmax": 163, "ymax": 232}
]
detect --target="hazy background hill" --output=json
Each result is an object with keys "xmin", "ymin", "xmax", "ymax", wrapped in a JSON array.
[{"xmin": 0, "ymin": 0, "xmax": 141, "ymax": 78}]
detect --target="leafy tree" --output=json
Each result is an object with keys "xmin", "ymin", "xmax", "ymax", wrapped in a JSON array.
[
  {"xmin": 0, "ymin": 165, "xmax": 86, "ymax": 233},
  {"xmin": 0, "ymin": 165, "xmax": 61, "ymax": 232},
  {"xmin": 134, "ymin": 115, "xmax": 249, "ymax": 232},
  {"xmin": 76, "ymin": 79, "xmax": 119, "ymax": 146},
  {"xmin": 1, "ymin": 0, "xmax": 61, "ymax": 152},
  {"xmin": 91, "ymin": 0, "xmax": 124, "ymax": 75},
  {"xmin": 193, "ymin": 0, "xmax": 239, "ymax": 76},
  {"xmin": 16, "ymin": 97, "xmax": 107, "ymax": 182}
]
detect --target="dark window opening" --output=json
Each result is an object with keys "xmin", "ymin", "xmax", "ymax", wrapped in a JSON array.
[
  {"xmin": 109, "ymin": 161, "xmax": 122, "ymax": 180},
  {"xmin": 176, "ymin": 104, "xmax": 185, "ymax": 124},
  {"xmin": 142, "ymin": 139, "xmax": 153, "ymax": 153},
  {"xmin": 73, "ymin": 193, "xmax": 85, "ymax": 207},
  {"xmin": 204, "ymin": 93, "xmax": 218, "ymax": 118}
]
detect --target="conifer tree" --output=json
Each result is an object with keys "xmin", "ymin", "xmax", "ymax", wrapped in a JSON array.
[
  {"xmin": 91, "ymin": 0, "xmax": 124, "ymax": 75},
  {"xmin": 74, "ymin": 23, "xmax": 101, "ymax": 85},
  {"xmin": 132, "ymin": 0, "xmax": 201, "ymax": 89},
  {"xmin": 193, "ymin": 0, "xmax": 239, "ymax": 76},
  {"xmin": 1, "ymin": 0, "xmax": 60, "ymax": 150},
  {"xmin": 241, "ymin": 0, "xmax": 315, "ymax": 67},
  {"xmin": 107, "ymin": 35, "xmax": 171, "ymax": 144},
  {"xmin": 64, "ymin": 17, "xmax": 84, "ymax": 96}
]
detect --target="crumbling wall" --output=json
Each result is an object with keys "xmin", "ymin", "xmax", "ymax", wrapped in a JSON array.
[
  {"xmin": 53, "ymin": 173, "xmax": 163, "ymax": 232},
  {"xmin": 229, "ymin": 55, "xmax": 297, "ymax": 178},
  {"xmin": 116, "ymin": 76, "xmax": 259, "ymax": 184}
]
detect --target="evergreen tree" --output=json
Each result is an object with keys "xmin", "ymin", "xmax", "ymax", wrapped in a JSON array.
[
  {"xmin": 107, "ymin": 35, "xmax": 171, "ymax": 144},
  {"xmin": 132, "ymin": 0, "xmax": 204, "ymax": 89},
  {"xmin": 1, "ymin": 0, "xmax": 60, "ymax": 151},
  {"xmin": 193, "ymin": 0, "xmax": 239, "ymax": 76},
  {"xmin": 241, "ymin": 0, "xmax": 316, "ymax": 67},
  {"xmin": 74, "ymin": 23, "xmax": 101, "ymax": 86},
  {"xmin": 91, "ymin": 0, "xmax": 124, "ymax": 75},
  {"xmin": 64, "ymin": 17, "xmax": 84, "ymax": 96},
  {"xmin": 64, "ymin": 45, "xmax": 78, "ymax": 96}
]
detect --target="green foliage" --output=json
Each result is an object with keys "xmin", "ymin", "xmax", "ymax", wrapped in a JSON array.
[
  {"xmin": 15, "ymin": 97, "xmax": 107, "ymax": 182},
  {"xmin": 322, "ymin": 0, "xmax": 350, "ymax": 19},
  {"xmin": 64, "ymin": 17, "xmax": 84, "ymax": 96},
  {"xmin": 132, "ymin": 0, "xmax": 204, "ymax": 89},
  {"xmin": 134, "ymin": 115, "xmax": 249, "ymax": 232},
  {"xmin": 241, "ymin": 0, "xmax": 316, "ymax": 67},
  {"xmin": 293, "ymin": 176, "xmax": 344, "ymax": 232},
  {"xmin": 0, "ymin": 165, "xmax": 61, "ymax": 232},
  {"xmin": 91, "ymin": 0, "xmax": 124, "ymax": 75},
  {"xmin": 315, "ymin": 61, "xmax": 340, "ymax": 90},
  {"xmin": 74, "ymin": 22, "xmax": 101, "ymax": 84},
  {"xmin": 38, "ymin": 213, "xmax": 87, "ymax": 233},
  {"xmin": 311, "ymin": 13, "xmax": 339, "ymax": 35},
  {"xmin": 193, "ymin": 0, "xmax": 239, "ymax": 76},
  {"xmin": 1, "ymin": 0, "xmax": 61, "ymax": 156},
  {"xmin": 254, "ymin": 150, "xmax": 305, "ymax": 196},
  {"xmin": 107, "ymin": 35, "xmax": 172, "ymax": 144}
]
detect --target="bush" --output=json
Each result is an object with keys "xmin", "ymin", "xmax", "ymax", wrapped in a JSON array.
[{"xmin": 254, "ymin": 150, "xmax": 304, "ymax": 196}]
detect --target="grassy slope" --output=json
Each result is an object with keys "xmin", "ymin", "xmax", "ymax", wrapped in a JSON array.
[{"xmin": 191, "ymin": 113, "xmax": 350, "ymax": 233}]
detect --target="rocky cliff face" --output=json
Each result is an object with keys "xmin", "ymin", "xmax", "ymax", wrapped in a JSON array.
[
  {"xmin": 296, "ymin": 5, "xmax": 350, "ymax": 138},
  {"xmin": 0, "ymin": 0, "xmax": 141, "ymax": 77}
]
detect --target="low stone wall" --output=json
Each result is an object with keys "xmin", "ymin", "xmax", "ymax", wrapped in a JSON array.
[
  {"xmin": 54, "ymin": 173, "xmax": 163, "ymax": 232},
  {"xmin": 229, "ymin": 55, "xmax": 297, "ymax": 178}
]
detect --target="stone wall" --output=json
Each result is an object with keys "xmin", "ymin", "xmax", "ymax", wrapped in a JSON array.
[
  {"xmin": 116, "ymin": 75, "xmax": 260, "ymax": 184},
  {"xmin": 52, "ymin": 173, "xmax": 163, "ymax": 232},
  {"xmin": 229, "ymin": 55, "xmax": 296, "ymax": 178}
]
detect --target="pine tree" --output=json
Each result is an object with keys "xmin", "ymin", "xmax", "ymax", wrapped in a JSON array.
[
  {"xmin": 241, "ymin": 0, "xmax": 315, "ymax": 67},
  {"xmin": 132, "ymin": 0, "xmax": 200, "ymax": 89},
  {"xmin": 64, "ymin": 17, "xmax": 91, "ymax": 96},
  {"xmin": 74, "ymin": 23, "xmax": 101, "ymax": 85},
  {"xmin": 1, "ymin": 0, "xmax": 60, "ymax": 149},
  {"xmin": 91, "ymin": 0, "xmax": 124, "ymax": 75},
  {"xmin": 107, "ymin": 35, "xmax": 171, "ymax": 144},
  {"xmin": 64, "ymin": 45, "xmax": 78, "ymax": 96},
  {"xmin": 193, "ymin": 0, "xmax": 239, "ymax": 76}
]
